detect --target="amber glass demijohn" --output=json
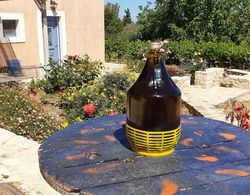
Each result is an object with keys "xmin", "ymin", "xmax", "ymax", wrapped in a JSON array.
[{"xmin": 126, "ymin": 42, "xmax": 182, "ymax": 157}]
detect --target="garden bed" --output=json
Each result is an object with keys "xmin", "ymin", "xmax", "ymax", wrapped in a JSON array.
[
  {"xmin": 0, "ymin": 55, "xmax": 207, "ymax": 142},
  {"xmin": 0, "ymin": 84, "xmax": 61, "ymax": 143},
  {"xmin": 0, "ymin": 83, "xmax": 201, "ymax": 143}
]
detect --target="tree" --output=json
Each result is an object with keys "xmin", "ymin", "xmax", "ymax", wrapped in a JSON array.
[
  {"xmin": 137, "ymin": 0, "xmax": 250, "ymax": 43},
  {"xmin": 123, "ymin": 9, "xmax": 132, "ymax": 26},
  {"xmin": 105, "ymin": 3, "xmax": 123, "ymax": 39}
]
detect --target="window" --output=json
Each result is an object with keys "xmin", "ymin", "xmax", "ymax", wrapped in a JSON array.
[
  {"xmin": 3, "ymin": 20, "xmax": 18, "ymax": 37},
  {"xmin": 0, "ymin": 13, "xmax": 25, "ymax": 42}
]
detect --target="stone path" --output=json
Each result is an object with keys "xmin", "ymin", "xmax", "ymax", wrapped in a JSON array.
[
  {"xmin": 0, "ymin": 128, "xmax": 59, "ymax": 195},
  {"xmin": 237, "ymin": 91, "xmax": 250, "ymax": 102},
  {"xmin": 181, "ymin": 86, "xmax": 248, "ymax": 122},
  {"xmin": 0, "ymin": 85, "xmax": 248, "ymax": 194}
]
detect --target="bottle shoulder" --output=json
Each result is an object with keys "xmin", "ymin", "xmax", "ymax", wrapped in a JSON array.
[
  {"xmin": 128, "ymin": 56, "xmax": 182, "ymax": 98},
  {"xmin": 128, "ymin": 79, "xmax": 181, "ymax": 98}
]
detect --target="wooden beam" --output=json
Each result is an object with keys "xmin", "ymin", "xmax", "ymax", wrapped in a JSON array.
[
  {"xmin": 34, "ymin": 0, "xmax": 46, "ymax": 11},
  {"xmin": 0, "ymin": 17, "xmax": 3, "ymax": 38}
]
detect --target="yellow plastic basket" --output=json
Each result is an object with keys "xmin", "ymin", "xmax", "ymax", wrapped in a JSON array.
[{"xmin": 126, "ymin": 124, "xmax": 181, "ymax": 157}]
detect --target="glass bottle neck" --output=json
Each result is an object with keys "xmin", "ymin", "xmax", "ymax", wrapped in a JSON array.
[{"xmin": 146, "ymin": 50, "xmax": 162, "ymax": 67}]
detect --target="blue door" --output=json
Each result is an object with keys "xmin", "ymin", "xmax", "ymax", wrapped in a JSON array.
[{"xmin": 47, "ymin": 16, "xmax": 60, "ymax": 61}]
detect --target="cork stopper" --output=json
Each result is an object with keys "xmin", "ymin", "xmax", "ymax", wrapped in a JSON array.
[{"xmin": 148, "ymin": 42, "xmax": 161, "ymax": 50}]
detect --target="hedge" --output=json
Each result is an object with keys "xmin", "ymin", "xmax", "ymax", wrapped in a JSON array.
[
  {"xmin": 165, "ymin": 41, "xmax": 250, "ymax": 69},
  {"xmin": 105, "ymin": 39, "xmax": 250, "ymax": 70}
]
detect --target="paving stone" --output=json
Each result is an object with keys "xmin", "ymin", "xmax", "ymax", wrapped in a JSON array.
[
  {"xmin": 181, "ymin": 86, "xmax": 248, "ymax": 122},
  {"xmin": 0, "ymin": 129, "xmax": 60, "ymax": 195}
]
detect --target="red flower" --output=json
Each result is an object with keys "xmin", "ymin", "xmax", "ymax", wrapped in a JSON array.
[
  {"xmin": 109, "ymin": 110, "xmax": 119, "ymax": 116},
  {"xmin": 242, "ymin": 122, "xmax": 249, "ymax": 131},
  {"xmin": 84, "ymin": 104, "xmax": 96, "ymax": 116},
  {"xmin": 68, "ymin": 55, "xmax": 77, "ymax": 60},
  {"xmin": 57, "ymin": 91, "xmax": 64, "ymax": 97},
  {"xmin": 245, "ymin": 112, "xmax": 250, "ymax": 120},
  {"xmin": 68, "ymin": 55, "xmax": 73, "ymax": 60},
  {"xmin": 234, "ymin": 106, "xmax": 242, "ymax": 112}
]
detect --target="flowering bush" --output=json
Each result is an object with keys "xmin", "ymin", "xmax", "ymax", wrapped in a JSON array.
[
  {"xmin": 37, "ymin": 55, "xmax": 102, "ymax": 93},
  {"xmin": 0, "ymin": 89, "xmax": 60, "ymax": 143},
  {"xmin": 62, "ymin": 71, "xmax": 137, "ymax": 124},
  {"xmin": 225, "ymin": 99, "xmax": 250, "ymax": 131}
]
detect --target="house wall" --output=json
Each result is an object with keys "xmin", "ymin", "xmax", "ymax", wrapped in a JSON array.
[
  {"xmin": 0, "ymin": 0, "xmax": 40, "ymax": 67},
  {"xmin": 0, "ymin": 0, "xmax": 105, "ymax": 70},
  {"xmin": 51, "ymin": 0, "xmax": 105, "ymax": 61}
]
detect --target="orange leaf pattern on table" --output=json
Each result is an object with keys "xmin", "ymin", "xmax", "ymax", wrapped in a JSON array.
[
  {"xmin": 105, "ymin": 135, "xmax": 116, "ymax": 142},
  {"xmin": 66, "ymin": 150, "xmax": 96, "ymax": 160},
  {"xmin": 82, "ymin": 163, "xmax": 120, "ymax": 174},
  {"xmin": 218, "ymin": 146, "xmax": 240, "ymax": 154},
  {"xmin": 161, "ymin": 179, "xmax": 179, "ymax": 195},
  {"xmin": 194, "ymin": 131, "xmax": 204, "ymax": 136},
  {"xmin": 80, "ymin": 128, "xmax": 105, "ymax": 135},
  {"xmin": 74, "ymin": 140, "xmax": 100, "ymax": 145},
  {"xmin": 195, "ymin": 156, "xmax": 218, "ymax": 162},
  {"xmin": 219, "ymin": 133, "xmax": 236, "ymax": 140},
  {"xmin": 215, "ymin": 169, "xmax": 250, "ymax": 177},
  {"xmin": 180, "ymin": 138, "xmax": 193, "ymax": 146}
]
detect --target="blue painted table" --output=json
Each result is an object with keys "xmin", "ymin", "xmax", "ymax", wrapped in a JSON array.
[{"xmin": 39, "ymin": 115, "xmax": 250, "ymax": 195}]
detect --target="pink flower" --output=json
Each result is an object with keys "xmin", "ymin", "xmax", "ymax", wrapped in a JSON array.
[
  {"xmin": 109, "ymin": 110, "xmax": 119, "ymax": 116},
  {"xmin": 84, "ymin": 104, "xmax": 96, "ymax": 116}
]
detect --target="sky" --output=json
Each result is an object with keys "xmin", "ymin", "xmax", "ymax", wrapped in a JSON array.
[{"xmin": 104, "ymin": 0, "xmax": 155, "ymax": 22}]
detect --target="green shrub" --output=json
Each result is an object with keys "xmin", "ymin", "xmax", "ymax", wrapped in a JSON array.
[
  {"xmin": 126, "ymin": 59, "xmax": 145, "ymax": 73},
  {"xmin": 105, "ymin": 38, "xmax": 147, "ymax": 62},
  {"xmin": 29, "ymin": 79, "xmax": 40, "ymax": 94},
  {"xmin": 165, "ymin": 41, "xmax": 250, "ymax": 69},
  {"xmin": 39, "ymin": 55, "xmax": 102, "ymax": 93},
  {"xmin": 62, "ymin": 71, "xmax": 137, "ymax": 124},
  {"xmin": 106, "ymin": 38, "xmax": 249, "ymax": 72},
  {"xmin": 119, "ymin": 23, "xmax": 141, "ymax": 41}
]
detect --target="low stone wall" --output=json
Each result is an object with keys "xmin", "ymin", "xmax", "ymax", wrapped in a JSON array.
[
  {"xmin": 102, "ymin": 62, "xmax": 127, "ymax": 73},
  {"xmin": 172, "ymin": 76, "xmax": 191, "ymax": 88},
  {"xmin": 195, "ymin": 68, "xmax": 250, "ymax": 90},
  {"xmin": 22, "ymin": 66, "xmax": 40, "ymax": 78},
  {"xmin": 195, "ymin": 68, "xmax": 224, "ymax": 88},
  {"xmin": 220, "ymin": 69, "xmax": 250, "ymax": 90}
]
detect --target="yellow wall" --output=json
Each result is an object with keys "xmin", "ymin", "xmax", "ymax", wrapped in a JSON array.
[
  {"xmin": 54, "ymin": 0, "xmax": 105, "ymax": 61},
  {"xmin": 0, "ymin": 0, "xmax": 105, "ymax": 67}
]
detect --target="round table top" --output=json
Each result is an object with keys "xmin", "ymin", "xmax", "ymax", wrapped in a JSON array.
[{"xmin": 39, "ymin": 115, "xmax": 250, "ymax": 195}]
